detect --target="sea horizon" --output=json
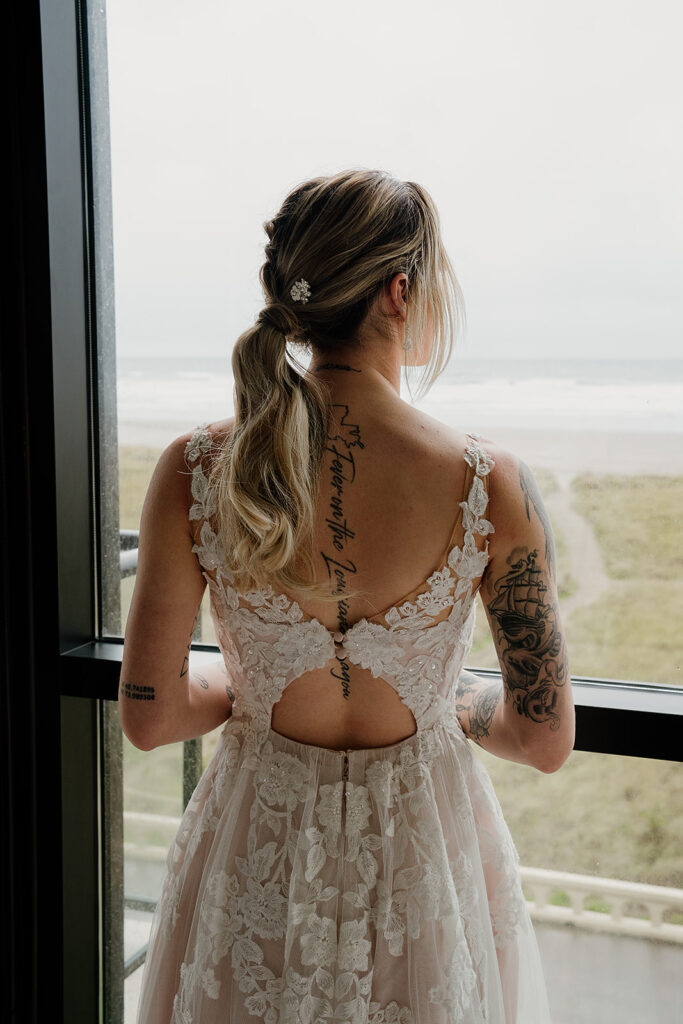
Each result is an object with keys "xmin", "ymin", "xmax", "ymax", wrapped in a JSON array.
[{"xmin": 116, "ymin": 355, "xmax": 683, "ymax": 441}]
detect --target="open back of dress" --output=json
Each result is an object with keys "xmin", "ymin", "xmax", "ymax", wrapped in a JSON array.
[{"xmin": 135, "ymin": 424, "xmax": 553, "ymax": 1024}]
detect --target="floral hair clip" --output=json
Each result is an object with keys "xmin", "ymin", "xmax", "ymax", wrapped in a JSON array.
[{"xmin": 290, "ymin": 278, "xmax": 311, "ymax": 303}]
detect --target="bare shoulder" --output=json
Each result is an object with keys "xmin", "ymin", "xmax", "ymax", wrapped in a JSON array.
[
  {"xmin": 144, "ymin": 419, "xmax": 234, "ymax": 518},
  {"xmin": 475, "ymin": 434, "xmax": 559, "ymax": 591},
  {"xmin": 401, "ymin": 405, "xmax": 475, "ymax": 463},
  {"xmin": 475, "ymin": 436, "xmax": 549, "ymax": 532},
  {"xmin": 473, "ymin": 435, "xmax": 522, "ymax": 501}
]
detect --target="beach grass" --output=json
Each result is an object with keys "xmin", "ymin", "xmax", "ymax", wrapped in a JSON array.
[
  {"xmin": 473, "ymin": 746, "xmax": 683, "ymax": 889},
  {"xmin": 571, "ymin": 473, "xmax": 683, "ymax": 581},
  {"xmin": 565, "ymin": 579, "xmax": 683, "ymax": 685},
  {"xmin": 119, "ymin": 445, "xmax": 163, "ymax": 528}
]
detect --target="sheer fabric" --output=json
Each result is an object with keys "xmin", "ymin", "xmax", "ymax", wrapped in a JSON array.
[{"xmin": 135, "ymin": 424, "xmax": 552, "ymax": 1024}]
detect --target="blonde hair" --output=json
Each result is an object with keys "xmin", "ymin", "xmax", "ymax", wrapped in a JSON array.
[{"xmin": 207, "ymin": 168, "xmax": 465, "ymax": 597}]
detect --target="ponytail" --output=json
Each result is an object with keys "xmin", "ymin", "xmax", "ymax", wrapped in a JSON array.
[
  {"xmin": 207, "ymin": 168, "xmax": 464, "ymax": 598},
  {"xmin": 207, "ymin": 306, "xmax": 331, "ymax": 596}
]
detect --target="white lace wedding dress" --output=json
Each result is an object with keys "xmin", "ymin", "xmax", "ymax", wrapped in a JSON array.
[{"xmin": 135, "ymin": 424, "xmax": 552, "ymax": 1024}]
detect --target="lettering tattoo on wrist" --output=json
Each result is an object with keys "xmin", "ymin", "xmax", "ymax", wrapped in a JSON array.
[
  {"xmin": 121, "ymin": 681, "xmax": 155, "ymax": 702},
  {"xmin": 321, "ymin": 404, "xmax": 365, "ymax": 699},
  {"xmin": 485, "ymin": 546, "xmax": 568, "ymax": 730}
]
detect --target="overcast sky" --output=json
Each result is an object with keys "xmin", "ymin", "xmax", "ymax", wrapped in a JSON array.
[{"xmin": 105, "ymin": 0, "xmax": 683, "ymax": 361}]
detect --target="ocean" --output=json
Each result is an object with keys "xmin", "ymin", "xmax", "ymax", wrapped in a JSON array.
[{"xmin": 116, "ymin": 356, "xmax": 683, "ymax": 435}]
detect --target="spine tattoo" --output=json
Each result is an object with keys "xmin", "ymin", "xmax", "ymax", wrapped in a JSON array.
[
  {"xmin": 485, "ymin": 547, "xmax": 568, "ymax": 730},
  {"xmin": 320, "ymin": 404, "xmax": 365, "ymax": 698}
]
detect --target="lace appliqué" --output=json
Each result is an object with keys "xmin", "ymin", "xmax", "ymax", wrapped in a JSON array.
[
  {"xmin": 170, "ymin": 731, "xmax": 485, "ymax": 1023},
  {"xmin": 182, "ymin": 423, "xmax": 496, "ymax": 752},
  {"xmin": 166, "ymin": 423, "xmax": 526, "ymax": 1021}
]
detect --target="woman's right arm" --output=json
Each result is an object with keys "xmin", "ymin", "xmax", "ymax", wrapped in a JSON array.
[{"xmin": 458, "ymin": 444, "xmax": 575, "ymax": 773}]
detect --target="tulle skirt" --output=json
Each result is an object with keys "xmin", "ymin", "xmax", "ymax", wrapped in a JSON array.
[{"xmin": 135, "ymin": 713, "xmax": 552, "ymax": 1023}]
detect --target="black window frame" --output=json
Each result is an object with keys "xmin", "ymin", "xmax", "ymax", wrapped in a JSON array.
[{"xmin": 3, "ymin": 2, "xmax": 682, "ymax": 1022}]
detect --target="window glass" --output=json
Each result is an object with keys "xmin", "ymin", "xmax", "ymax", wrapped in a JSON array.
[
  {"xmin": 95, "ymin": 7, "xmax": 683, "ymax": 1021},
  {"xmin": 104, "ymin": 0, "xmax": 683, "ymax": 687},
  {"xmin": 473, "ymin": 745, "xmax": 683, "ymax": 1023}
]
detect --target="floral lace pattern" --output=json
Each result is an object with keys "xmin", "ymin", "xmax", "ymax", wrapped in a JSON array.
[
  {"xmin": 184, "ymin": 423, "xmax": 495, "ymax": 755},
  {"xmin": 168, "ymin": 726, "xmax": 502, "ymax": 1023},
  {"xmin": 134, "ymin": 424, "xmax": 547, "ymax": 1024}
]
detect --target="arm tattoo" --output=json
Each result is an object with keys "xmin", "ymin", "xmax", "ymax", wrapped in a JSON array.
[
  {"xmin": 180, "ymin": 610, "xmax": 200, "ymax": 678},
  {"xmin": 193, "ymin": 673, "xmax": 209, "ymax": 690},
  {"xmin": 321, "ymin": 404, "xmax": 365, "ymax": 699},
  {"xmin": 455, "ymin": 672, "xmax": 502, "ymax": 746},
  {"xmin": 518, "ymin": 460, "xmax": 557, "ymax": 583},
  {"xmin": 121, "ymin": 681, "xmax": 155, "ymax": 701},
  {"xmin": 225, "ymin": 684, "xmax": 235, "ymax": 703},
  {"xmin": 486, "ymin": 547, "xmax": 568, "ymax": 730}
]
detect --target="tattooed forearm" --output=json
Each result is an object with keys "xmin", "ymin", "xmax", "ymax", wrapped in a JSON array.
[
  {"xmin": 193, "ymin": 673, "xmax": 209, "ymax": 690},
  {"xmin": 455, "ymin": 671, "xmax": 503, "ymax": 746},
  {"xmin": 121, "ymin": 682, "xmax": 155, "ymax": 701},
  {"xmin": 321, "ymin": 404, "xmax": 365, "ymax": 699},
  {"xmin": 180, "ymin": 609, "xmax": 200, "ymax": 678},
  {"xmin": 486, "ymin": 547, "xmax": 568, "ymax": 730},
  {"xmin": 518, "ymin": 460, "xmax": 557, "ymax": 583}
]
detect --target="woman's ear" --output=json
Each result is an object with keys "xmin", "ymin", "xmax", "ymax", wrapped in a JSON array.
[{"xmin": 388, "ymin": 272, "xmax": 409, "ymax": 314}]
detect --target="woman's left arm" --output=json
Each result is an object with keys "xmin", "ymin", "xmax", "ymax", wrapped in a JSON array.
[{"xmin": 119, "ymin": 432, "xmax": 234, "ymax": 750}]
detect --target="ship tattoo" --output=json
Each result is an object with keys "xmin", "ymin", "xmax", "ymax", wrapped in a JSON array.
[{"xmin": 486, "ymin": 548, "xmax": 568, "ymax": 730}]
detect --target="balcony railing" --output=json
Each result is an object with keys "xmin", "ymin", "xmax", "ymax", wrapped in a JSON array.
[{"xmin": 520, "ymin": 866, "xmax": 683, "ymax": 944}]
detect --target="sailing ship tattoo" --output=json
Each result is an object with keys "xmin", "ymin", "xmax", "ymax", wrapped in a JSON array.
[{"xmin": 485, "ymin": 547, "xmax": 568, "ymax": 730}]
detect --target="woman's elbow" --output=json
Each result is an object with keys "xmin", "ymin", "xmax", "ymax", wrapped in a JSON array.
[
  {"xmin": 119, "ymin": 708, "xmax": 161, "ymax": 751},
  {"xmin": 534, "ymin": 746, "xmax": 572, "ymax": 774},
  {"xmin": 532, "ymin": 733, "xmax": 575, "ymax": 773}
]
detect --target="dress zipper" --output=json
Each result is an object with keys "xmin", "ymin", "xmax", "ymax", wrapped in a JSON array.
[{"xmin": 337, "ymin": 751, "xmax": 350, "ymax": 941}]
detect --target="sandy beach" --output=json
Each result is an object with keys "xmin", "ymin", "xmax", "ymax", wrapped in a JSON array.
[{"xmin": 117, "ymin": 420, "xmax": 683, "ymax": 480}]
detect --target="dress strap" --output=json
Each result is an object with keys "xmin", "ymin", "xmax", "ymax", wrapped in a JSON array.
[
  {"xmin": 183, "ymin": 422, "xmax": 217, "ymax": 526},
  {"xmin": 443, "ymin": 432, "xmax": 495, "ymax": 552},
  {"xmin": 184, "ymin": 422, "xmax": 212, "ymax": 466}
]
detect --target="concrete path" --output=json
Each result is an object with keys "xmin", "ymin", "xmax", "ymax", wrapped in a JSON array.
[{"xmin": 544, "ymin": 475, "xmax": 612, "ymax": 621}]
